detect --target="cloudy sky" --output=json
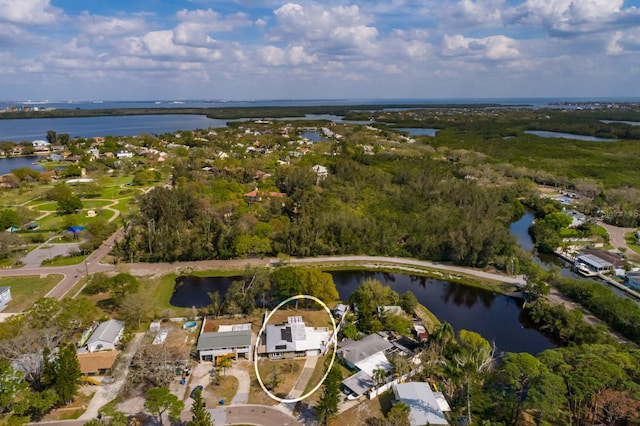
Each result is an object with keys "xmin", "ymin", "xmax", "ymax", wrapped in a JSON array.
[{"xmin": 1, "ymin": 0, "xmax": 639, "ymax": 101}]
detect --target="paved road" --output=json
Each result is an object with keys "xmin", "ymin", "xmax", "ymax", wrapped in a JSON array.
[{"xmin": 599, "ymin": 221, "xmax": 636, "ymax": 254}]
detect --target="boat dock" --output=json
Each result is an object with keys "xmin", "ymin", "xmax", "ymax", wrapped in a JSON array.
[{"xmin": 598, "ymin": 274, "xmax": 640, "ymax": 301}]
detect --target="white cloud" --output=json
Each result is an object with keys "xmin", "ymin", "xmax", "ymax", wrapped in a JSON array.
[
  {"xmin": 442, "ymin": 34, "xmax": 520, "ymax": 60},
  {"xmin": 0, "ymin": 0, "xmax": 64, "ymax": 25},
  {"xmin": 271, "ymin": 3, "xmax": 378, "ymax": 54},
  {"xmin": 173, "ymin": 8, "xmax": 251, "ymax": 47},
  {"xmin": 607, "ymin": 30, "xmax": 640, "ymax": 55},
  {"xmin": 259, "ymin": 45, "xmax": 317, "ymax": 66},
  {"xmin": 76, "ymin": 12, "xmax": 146, "ymax": 36}
]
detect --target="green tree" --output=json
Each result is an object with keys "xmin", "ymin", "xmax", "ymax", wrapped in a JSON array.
[
  {"xmin": 400, "ymin": 291, "xmax": 418, "ymax": 315},
  {"xmin": 109, "ymin": 273, "xmax": 140, "ymax": 302},
  {"xmin": 0, "ymin": 209, "xmax": 21, "ymax": 230},
  {"xmin": 188, "ymin": 387, "xmax": 213, "ymax": 426},
  {"xmin": 454, "ymin": 330, "xmax": 494, "ymax": 424},
  {"xmin": 315, "ymin": 364, "xmax": 341, "ymax": 424},
  {"xmin": 46, "ymin": 130, "xmax": 57, "ymax": 145},
  {"xmin": 372, "ymin": 367, "xmax": 386, "ymax": 386},
  {"xmin": 53, "ymin": 344, "xmax": 81, "ymax": 405},
  {"xmin": 342, "ymin": 323, "xmax": 358, "ymax": 340},
  {"xmin": 501, "ymin": 352, "xmax": 546, "ymax": 424},
  {"xmin": 387, "ymin": 401, "xmax": 411, "ymax": 426},
  {"xmin": 0, "ymin": 361, "xmax": 27, "ymax": 413},
  {"xmin": 144, "ymin": 386, "xmax": 184, "ymax": 425}
]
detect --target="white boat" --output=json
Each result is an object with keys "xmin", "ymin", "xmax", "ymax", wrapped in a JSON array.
[{"xmin": 576, "ymin": 263, "xmax": 598, "ymax": 277}]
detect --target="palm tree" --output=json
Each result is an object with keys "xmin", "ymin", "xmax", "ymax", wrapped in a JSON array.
[
  {"xmin": 431, "ymin": 321, "xmax": 454, "ymax": 356},
  {"xmin": 389, "ymin": 354, "xmax": 410, "ymax": 380},
  {"xmin": 373, "ymin": 367, "xmax": 386, "ymax": 386}
]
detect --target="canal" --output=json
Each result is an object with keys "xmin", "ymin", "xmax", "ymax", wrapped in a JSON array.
[{"xmin": 171, "ymin": 270, "xmax": 557, "ymax": 355}]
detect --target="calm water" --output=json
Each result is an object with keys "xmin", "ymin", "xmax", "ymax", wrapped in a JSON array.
[
  {"xmin": 0, "ymin": 115, "xmax": 228, "ymax": 141},
  {"xmin": 0, "ymin": 156, "xmax": 44, "ymax": 175},
  {"xmin": 299, "ymin": 130, "xmax": 329, "ymax": 142},
  {"xmin": 600, "ymin": 120, "xmax": 640, "ymax": 126},
  {"xmin": 171, "ymin": 270, "xmax": 556, "ymax": 354},
  {"xmin": 394, "ymin": 128, "xmax": 439, "ymax": 137},
  {"xmin": 524, "ymin": 130, "xmax": 617, "ymax": 142},
  {"xmin": 169, "ymin": 275, "xmax": 240, "ymax": 308}
]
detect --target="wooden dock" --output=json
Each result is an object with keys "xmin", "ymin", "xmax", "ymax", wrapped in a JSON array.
[{"xmin": 598, "ymin": 274, "xmax": 640, "ymax": 301}]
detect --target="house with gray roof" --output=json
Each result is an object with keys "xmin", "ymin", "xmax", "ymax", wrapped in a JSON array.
[
  {"xmin": 197, "ymin": 328, "xmax": 252, "ymax": 362},
  {"xmin": 393, "ymin": 382, "xmax": 449, "ymax": 425},
  {"xmin": 260, "ymin": 316, "xmax": 332, "ymax": 360},
  {"xmin": 86, "ymin": 320, "xmax": 125, "ymax": 352},
  {"xmin": 337, "ymin": 333, "xmax": 393, "ymax": 370}
]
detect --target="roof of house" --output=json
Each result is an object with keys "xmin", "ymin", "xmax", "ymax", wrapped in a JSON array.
[
  {"xmin": 342, "ymin": 370, "xmax": 375, "ymax": 396},
  {"xmin": 354, "ymin": 351, "xmax": 393, "ymax": 376},
  {"xmin": 338, "ymin": 333, "xmax": 393, "ymax": 365},
  {"xmin": 77, "ymin": 350, "xmax": 119, "ymax": 374},
  {"xmin": 577, "ymin": 254, "xmax": 613, "ymax": 269},
  {"xmin": 197, "ymin": 330, "xmax": 252, "ymax": 351},
  {"xmin": 393, "ymin": 382, "xmax": 449, "ymax": 425},
  {"xmin": 264, "ymin": 316, "xmax": 331, "ymax": 354},
  {"xmin": 0, "ymin": 287, "xmax": 10, "ymax": 294},
  {"xmin": 87, "ymin": 320, "xmax": 125, "ymax": 346}
]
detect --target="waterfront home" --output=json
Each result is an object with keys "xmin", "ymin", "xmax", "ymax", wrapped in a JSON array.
[
  {"xmin": 32, "ymin": 140, "xmax": 50, "ymax": 152},
  {"xmin": 260, "ymin": 316, "xmax": 331, "ymax": 360},
  {"xmin": 627, "ymin": 271, "xmax": 640, "ymax": 290},
  {"xmin": 0, "ymin": 287, "xmax": 11, "ymax": 311},
  {"xmin": 575, "ymin": 254, "xmax": 612, "ymax": 275},
  {"xmin": 86, "ymin": 319, "xmax": 125, "ymax": 352},
  {"xmin": 197, "ymin": 322, "xmax": 252, "ymax": 362},
  {"xmin": 392, "ymin": 382, "xmax": 450, "ymax": 425}
]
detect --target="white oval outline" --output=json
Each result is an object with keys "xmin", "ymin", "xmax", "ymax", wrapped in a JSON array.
[{"xmin": 253, "ymin": 294, "xmax": 338, "ymax": 404}]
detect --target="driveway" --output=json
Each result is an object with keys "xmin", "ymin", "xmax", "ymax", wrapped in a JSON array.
[{"xmin": 209, "ymin": 405, "xmax": 302, "ymax": 426}]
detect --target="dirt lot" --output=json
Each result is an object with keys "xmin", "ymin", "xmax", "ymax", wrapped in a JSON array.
[{"xmin": 202, "ymin": 315, "xmax": 262, "ymax": 333}]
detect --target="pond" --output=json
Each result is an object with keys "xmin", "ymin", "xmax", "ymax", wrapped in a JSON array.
[
  {"xmin": 524, "ymin": 130, "xmax": 617, "ymax": 142},
  {"xmin": 0, "ymin": 156, "xmax": 45, "ymax": 175},
  {"xmin": 393, "ymin": 128, "xmax": 439, "ymax": 137},
  {"xmin": 600, "ymin": 120, "xmax": 640, "ymax": 126},
  {"xmin": 171, "ymin": 270, "xmax": 557, "ymax": 354},
  {"xmin": 299, "ymin": 130, "xmax": 330, "ymax": 142}
]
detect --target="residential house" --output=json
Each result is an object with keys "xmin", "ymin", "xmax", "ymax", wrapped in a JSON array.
[
  {"xmin": 627, "ymin": 271, "xmax": 640, "ymax": 290},
  {"xmin": 0, "ymin": 287, "xmax": 11, "ymax": 311},
  {"xmin": 563, "ymin": 209, "xmax": 587, "ymax": 228},
  {"xmin": 86, "ymin": 319, "xmax": 125, "ymax": 352},
  {"xmin": 32, "ymin": 140, "xmax": 51, "ymax": 152},
  {"xmin": 331, "ymin": 304, "xmax": 348, "ymax": 319},
  {"xmin": 77, "ymin": 350, "xmax": 120, "ymax": 376},
  {"xmin": 312, "ymin": 165, "xmax": 329, "ymax": 181},
  {"xmin": 392, "ymin": 382, "xmax": 450, "ymax": 425},
  {"xmin": 260, "ymin": 316, "xmax": 332, "ymax": 360},
  {"xmin": 243, "ymin": 189, "xmax": 286, "ymax": 203},
  {"xmin": 116, "ymin": 150, "xmax": 134, "ymax": 159},
  {"xmin": 196, "ymin": 323, "xmax": 252, "ymax": 362}
]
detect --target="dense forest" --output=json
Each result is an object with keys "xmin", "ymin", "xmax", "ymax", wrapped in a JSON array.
[{"xmin": 115, "ymin": 152, "xmax": 527, "ymax": 268}]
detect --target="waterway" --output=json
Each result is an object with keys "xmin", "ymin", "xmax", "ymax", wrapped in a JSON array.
[
  {"xmin": 170, "ymin": 271, "xmax": 556, "ymax": 355},
  {"xmin": 524, "ymin": 130, "xmax": 617, "ymax": 142},
  {"xmin": 393, "ymin": 128, "xmax": 439, "ymax": 137},
  {"xmin": 600, "ymin": 120, "xmax": 640, "ymax": 126},
  {"xmin": 0, "ymin": 156, "xmax": 44, "ymax": 175}
]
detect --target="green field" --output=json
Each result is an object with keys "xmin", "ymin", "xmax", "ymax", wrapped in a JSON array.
[{"xmin": 0, "ymin": 275, "xmax": 63, "ymax": 312}]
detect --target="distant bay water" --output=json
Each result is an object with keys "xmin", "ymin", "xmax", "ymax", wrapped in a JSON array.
[{"xmin": 1, "ymin": 97, "xmax": 639, "ymax": 141}]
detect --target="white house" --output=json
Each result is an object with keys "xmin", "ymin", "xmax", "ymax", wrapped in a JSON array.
[
  {"xmin": 32, "ymin": 140, "xmax": 51, "ymax": 152},
  {"xmin": 116, "ymin": 150, "xmax": 134, "ymax": 159},
  {"xmin": 260, "ymin": 316, "xmax": 332, "ymax": 360},
  {"xmin": 312, "ymin": 164, "xmax": 329, "ymax": 180},
  {"xmin": 86, "ymin": 320, "xmax": 125, "ymax": 352},
  {"xmin": 0, "ymin": 287, "xmax": 11, "ymax": 311}
]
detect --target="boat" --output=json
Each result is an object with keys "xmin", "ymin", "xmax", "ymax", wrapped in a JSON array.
[{"xmin": 576, "ymin": 262, "xmax": 598, "ymax": 277}]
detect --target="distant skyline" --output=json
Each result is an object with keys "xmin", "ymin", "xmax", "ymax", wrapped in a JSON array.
[{"xmin": 1, "ymin": 0, "xmax": 639, "ymax": 101}]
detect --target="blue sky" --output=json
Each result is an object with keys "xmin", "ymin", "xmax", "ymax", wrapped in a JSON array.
[{"xmin": 1, "ymin": 0, "xmax": 639, "ymax": 100}]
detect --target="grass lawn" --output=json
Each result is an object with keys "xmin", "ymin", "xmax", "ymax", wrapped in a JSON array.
[
  {"xmin": 415, "ymin": 303, "xmax": 440, "ymax": 333},
  {"xmin": 625, "ymin": 232, "xmax": 640, "ymax": 255},
  {"xmin": 82, "ymin": 199, "xmax": 113, "ymax": 208},
  {"xmin": 32, "ymin": 201, "xmax": 58, "ymax": 211},
  {"xmin": 1, "ymin": 274, "xmax": 63, "ymax": 312},
  {"xmin": 248, "ymin": 364, "xmax": 279, "ymax": 406},
  {"xmin": 142, "ymin": 274, "xmax": 193, "ymax": 318},
  {"xmin": 207, "ymin": 375, "xmax": 239, "ymax": 405},
  {"xmin": 41, "ymin": 254, "xmax": 88, "ymax": 267},
  {"xmin": 256, "ymin": 358, "xmax": 307, "ymax": 399},
  {"xmin": 267, "ymin": 307, "xmax": 333, "ymax": 328},
  {"xmin": 42, "ymin": 389, "xmax": 95, "ymax": 421}
]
